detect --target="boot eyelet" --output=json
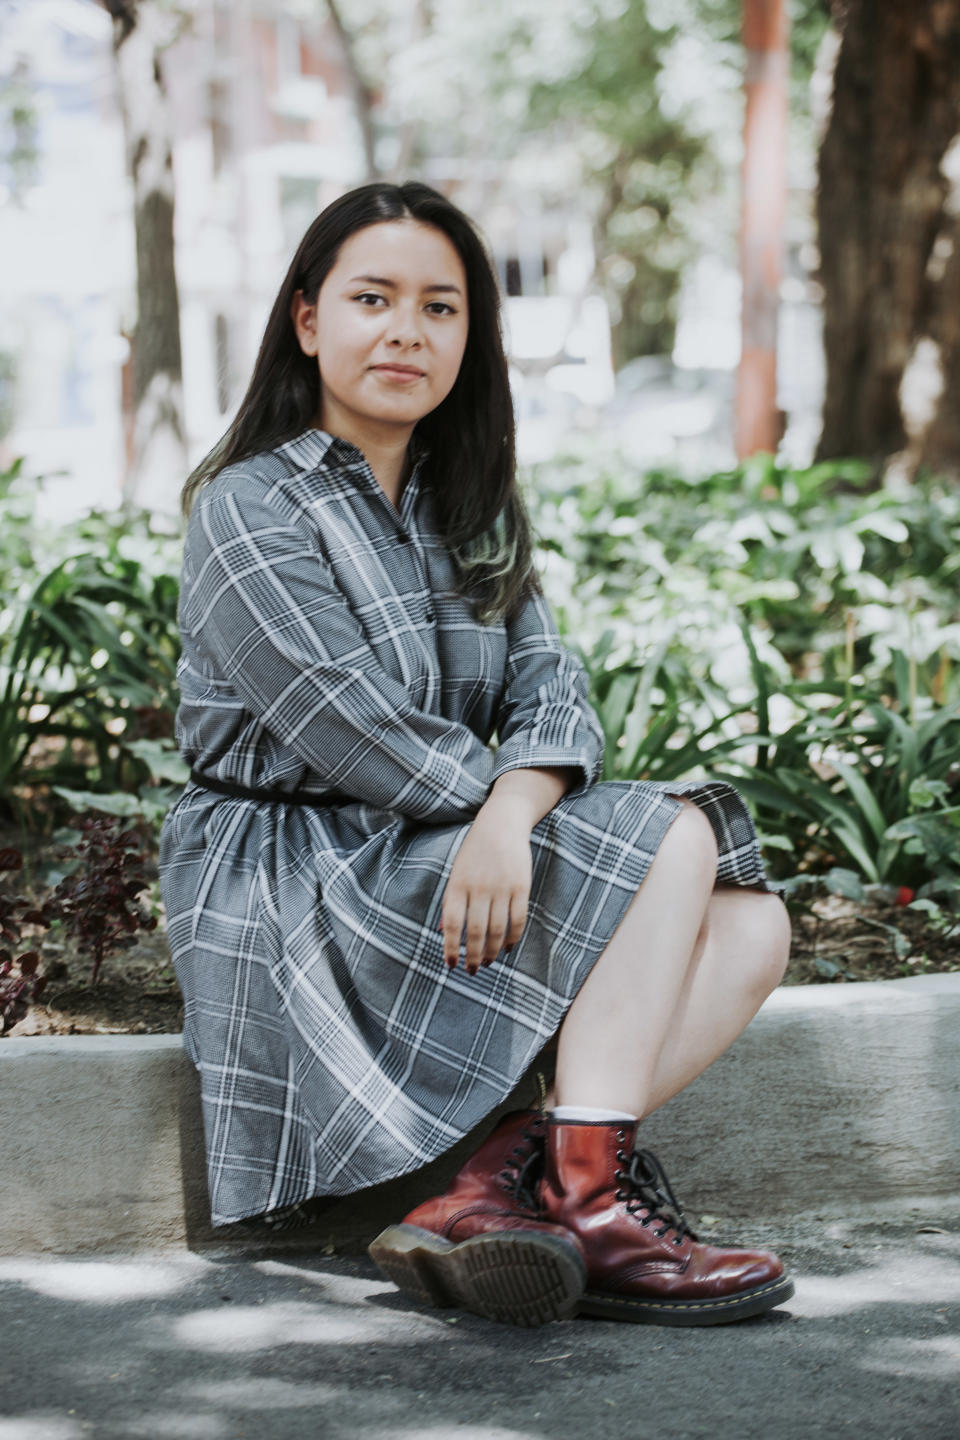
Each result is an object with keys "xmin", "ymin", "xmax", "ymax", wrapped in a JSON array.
[
  {"xmin": 615, "ymin": 1189, "xmax": 627, "ymax": 1201},
  {"xmin": 615, "ymin": 1150, "xmax": 627, "ymax": 1164}
]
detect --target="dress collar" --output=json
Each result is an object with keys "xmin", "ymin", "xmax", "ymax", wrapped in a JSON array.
[
  {"xmin": 276, "ymin": 426, "xmax": 338, "ymax": 472},
  {"xmin": 277, "ymin": 426, "xmax": 429, "ymax": 520},
  {"xmin": 278, "ymin": 426, "xmax": 428, "ymax": 477}
]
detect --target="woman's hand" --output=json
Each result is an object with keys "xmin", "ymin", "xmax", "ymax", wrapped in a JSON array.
[
  {"xmin": 440, "ymin": 798, "xmax": 533, "ymax": 974},
  {"xmin": 439, "ymin": 766, "xmax": 573, "ymax": 975}
]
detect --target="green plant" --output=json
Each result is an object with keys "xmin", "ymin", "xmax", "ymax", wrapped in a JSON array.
[
  {"xmin": 713, "ymin": 680, "xmax": 960, "ymax": 887},
  {"xmin": 532, "ymin": 448, "xmax": 960, "ymax": 889},
  {"xmin": 530, "ymin": 449, "xmax": 960, "ymax": 710},
  {"xmin": 573, "ymin": 629, "xmax": 754, "ymax": 783},
  {"xmin": 0, "ymin": 552, "xmax": 180, "ymax": 808}
]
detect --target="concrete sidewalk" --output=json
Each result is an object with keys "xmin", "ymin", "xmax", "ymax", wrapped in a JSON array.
[
  {"xmin": 3, "ymin": 975, "xmax": 959, "ymax": 1257},
  {"xmin": 1, "ymin": 1207, "xmax": 958, "ymax": 1440}
]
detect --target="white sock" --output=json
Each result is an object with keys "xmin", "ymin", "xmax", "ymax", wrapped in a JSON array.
[{"xmin": 550, "ymin": 1105, "xmax": 638, "ymax": 1123}]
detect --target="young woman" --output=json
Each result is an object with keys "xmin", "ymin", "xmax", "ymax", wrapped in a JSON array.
[{"xmin": 160, "ymin": 180, "xmax": 794, "ymax": 1331}]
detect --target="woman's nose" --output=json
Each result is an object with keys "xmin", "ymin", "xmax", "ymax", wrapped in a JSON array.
[{"xmin": 386, "ymin": 304, "xmax": 424, "ymax": 348}]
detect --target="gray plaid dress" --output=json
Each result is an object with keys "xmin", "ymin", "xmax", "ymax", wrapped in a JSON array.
[{"xmin": 159, "ymin": 427, "xmax": 774, "ymax": 1227}]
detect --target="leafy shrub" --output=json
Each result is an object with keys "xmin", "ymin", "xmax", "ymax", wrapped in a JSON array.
[
  {"xmin": 0, "ymin": 459, "xmax": 181, "ymax": 815},
  {"xmin": 0, "ymin": 815, "xmax": 158, "ymax": 1032},
  {"xmin": 528, "ymin": 447, "xmax": 960, "ymax": 707},
  {"xmin": 48, "ymin": 815, "xmax": 158, "ymax": 984},
  {"xmin": 715, "ymin": 684, "xmax": 960, "ymax": 888},
  {"xmin": 531, "ymin": 448, "xmax": 960, "ymax": 889},
  {"xmin": 0, "ymin": 846, "xmax": 48, "ymax": 1033}
]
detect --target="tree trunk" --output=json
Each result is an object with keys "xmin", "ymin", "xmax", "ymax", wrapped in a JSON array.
[
  {"xmin": 815, "ymin": 0, "xmax": 960, "ymax": 475},
  {"xmin": 919, "ymin": 205, "xmax": 960, "ymax": 475},
  {"xmin": 324, "ymin": 0, "xmax": 379, "ymax": 181},
  {"xmin": 102, "ymin": 0, "xmax": 187, "ymax": 515},
  {"xmin": 736, "ymin": 0, "xmax": 790, "ymax": 459},
  {"xmin": 390, "ymin": 0, "xmax": 431, "ymax": 181}
]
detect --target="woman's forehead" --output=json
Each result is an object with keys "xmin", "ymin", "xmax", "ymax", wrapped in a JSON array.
[{"xmin": 332, "ymin": 220, "xmax": 466, "ymax": 287}]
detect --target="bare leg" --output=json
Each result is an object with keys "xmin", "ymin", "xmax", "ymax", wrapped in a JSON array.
[
  {"xmin": 551, "ymin": 801, "xmax": 790, "ymax": 1117},
  {"xmin": 639, "ymin": 885, "xmax": 789, "ymax": 1115}
]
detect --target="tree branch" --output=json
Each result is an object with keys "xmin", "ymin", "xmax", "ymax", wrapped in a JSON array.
[{"xmin": 323, "ymin": 0, "xmax": 379, "ymax": 180}]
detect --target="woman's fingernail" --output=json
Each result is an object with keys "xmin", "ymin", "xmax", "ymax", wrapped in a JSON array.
[{"xmin": 445, "ymin": 956, "xmax": 456, "ymax": 969}]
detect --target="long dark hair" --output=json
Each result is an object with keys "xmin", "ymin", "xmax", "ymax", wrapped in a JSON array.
[{"xmin": 181, "ymin": 181, "xmax": 542, "ymax": 624}]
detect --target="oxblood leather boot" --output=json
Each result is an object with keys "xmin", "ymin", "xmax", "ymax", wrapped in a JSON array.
[
  {"xmin": 539, "ymin": 1119, "xmax": 794, "ymax": 1326},
  {"xmin": 369, "ymin": 1110, "xmax": 586, "ymax": 1328}
]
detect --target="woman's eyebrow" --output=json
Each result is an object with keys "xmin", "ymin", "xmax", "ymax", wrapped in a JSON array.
[{"xmin": 348, "ymin": 274, "xmax": 463, "ymax": 295}]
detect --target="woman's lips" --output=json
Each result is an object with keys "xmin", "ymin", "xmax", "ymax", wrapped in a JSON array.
[{"xmin": 372, "ymin": 364, "xmax": 425, "ymax": 380}]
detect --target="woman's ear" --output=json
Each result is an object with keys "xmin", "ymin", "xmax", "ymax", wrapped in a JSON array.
[{"xmin": 290, "ymin": 289, "xmax": 319, "ymax": 356}]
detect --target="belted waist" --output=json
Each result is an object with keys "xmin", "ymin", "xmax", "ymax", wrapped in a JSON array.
[{"xmin": 188, "ymin": 768, "xmax": 354, "ymax": 808}]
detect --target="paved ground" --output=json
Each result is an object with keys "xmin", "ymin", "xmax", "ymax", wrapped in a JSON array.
[{"xmin": 1, "ymin": 1208, "xmax": 958, "ymax": 1440}]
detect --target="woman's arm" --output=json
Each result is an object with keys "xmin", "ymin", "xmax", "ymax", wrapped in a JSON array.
[
  {"xmin": 439, "ymin": 765, "xmax": 574, "ymax": 972},
  {"xmin": 483, "ymin": 764, "xmax": 573, "ymax": 828},
  {"xmin": 492, "ymin": 590, "xmax": 605, "ymax": 793},
  {"xmin": 183, "ymin": 482, "xmax": 496, "ymax": 824},
  {"xmin": 440, "ymin": 592, "xmax": 604, "ymax": 973}
]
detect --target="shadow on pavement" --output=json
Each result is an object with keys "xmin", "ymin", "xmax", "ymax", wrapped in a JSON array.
[{"xmin": 0, "ymin": 1218, "xmax": 957, "ymax": 1440}]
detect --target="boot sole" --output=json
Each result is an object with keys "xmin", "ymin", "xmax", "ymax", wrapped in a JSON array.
[
  {"xmin": 368, "ymin": 1223, "xmax": 587, "ymax": 1328},
  {"xmin": 579, "ymin": 1273, "xmax": 795, "ymax": 1326}
]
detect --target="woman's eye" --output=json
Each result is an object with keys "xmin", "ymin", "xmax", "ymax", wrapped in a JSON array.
[
  {"xmin": 355, "ymin": 292, "xmax": 386, "ymax": 306},
  {"xmin": 426, "ymin": 301, "xmax": 456, "ymax": 316}
]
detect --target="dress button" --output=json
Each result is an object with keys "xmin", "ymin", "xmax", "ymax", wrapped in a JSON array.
[
  {"xmin": 425, "ymin": 608, "xmax": 436, "ymax": 624},
  {"xmin": 397, "ymin": 529, "xmax": 410, "ymax": 544}
]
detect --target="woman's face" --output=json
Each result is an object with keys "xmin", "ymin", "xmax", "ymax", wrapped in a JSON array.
[{"xmin": 292, "ymin": 219, "xmax": 469, "ymax": 444}]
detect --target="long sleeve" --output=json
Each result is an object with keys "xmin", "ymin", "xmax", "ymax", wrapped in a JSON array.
[
  {"xmin": 491, "ymin": 589, "xmax": 605, "ymax": 791},
  {"xmin": 182, "ymin": 485, "xmax": 495, "ymax": 823}
]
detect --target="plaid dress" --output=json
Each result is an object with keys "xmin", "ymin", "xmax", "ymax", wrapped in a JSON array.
[{"xmin": 159, "ymin": 427, "xmax": 774, "ymax": 1227}]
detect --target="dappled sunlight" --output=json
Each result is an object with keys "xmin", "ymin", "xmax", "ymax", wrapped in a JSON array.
[
  {"xmin": 792, "ymin": 1251, "xmax": 960, "ymax": 1319},
  {"xmin": 251, "ymin": 1256, "xmax": 397, "ymax": 1303},
  {"xmin": 375, "ymin": 1430, "xmax": 542, "ymax": 1440},
  {"xmin": 102, "ymin": 1415, "xmax": 230, "ymax": 1440},
  {"xmin": 861, "ymin": 1334, "xmax": 960, "ymax": 1383},
  {"xmin": 177, "ymin": 1378, "xmax": 340, "ymax": 1412},
  {"xmin": 167, "ymin": 1297, "xmax": 449, "ymax": 1354},
  {"xmin": 0, "ymin": 1423, "xmax": 87, "ymax": 1440},
  {"xmin": 0, "ymin": 1257, "xmax": 199, "ymax": 1304}
]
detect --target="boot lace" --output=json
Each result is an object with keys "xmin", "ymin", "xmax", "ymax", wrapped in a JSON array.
[
  {"xmin": 614, "ymin": 1146, "xmax": 697, "ymax": 1246},
  {"xmin": 498, "ymin": 1124, "xmax": 546, "ymax": 1214}
]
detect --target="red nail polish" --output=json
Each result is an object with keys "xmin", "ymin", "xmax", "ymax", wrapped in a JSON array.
[{"xmin": 445, "ymin": 956, "xmax": 456, "ymax": 969}]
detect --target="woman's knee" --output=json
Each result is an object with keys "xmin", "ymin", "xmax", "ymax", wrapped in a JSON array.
[
  {"xmin": 661, "ymin": 798, "xmax": 719, "ymax": 888},
  {"xmin": 742, "ymin": 891, "xmax": 791, "ymax": 997}
]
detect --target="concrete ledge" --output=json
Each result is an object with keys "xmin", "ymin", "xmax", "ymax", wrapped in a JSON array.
[{"xmin": 2, "ymin": 974, "xmax": 958, "ymax": 1256}]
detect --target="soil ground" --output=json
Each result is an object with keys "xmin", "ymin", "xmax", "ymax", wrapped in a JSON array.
[{"xmin": 3, "ymin": 827, "xmax": 958, "ymax": 1038}]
